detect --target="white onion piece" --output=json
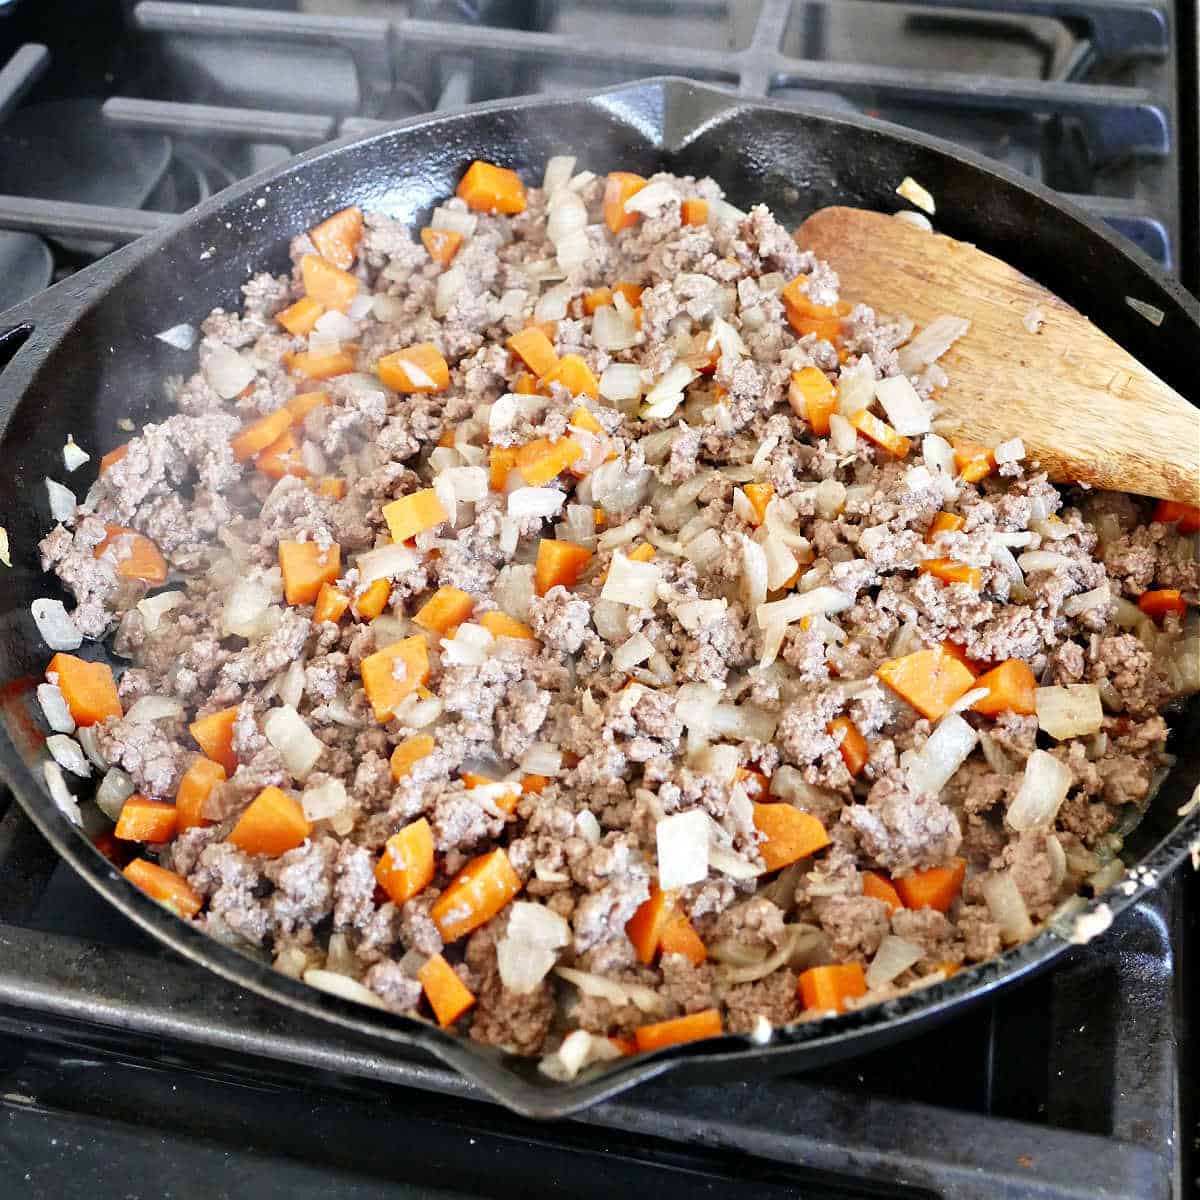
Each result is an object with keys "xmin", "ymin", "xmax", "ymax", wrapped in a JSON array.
[
  {"xmin": 740, "ymin": 534, "xmax": 769, "ymax": 612},
  {"xmin": 37, "ymin": 682, "xmax": 75, "ymax": 733},
  {"xmin": 756, "ymin": 586, "xmax": 851, "ymax": 630},
  {"xmin": 897, "ymin": 175, "xmax": 936, "ymax": 214},
  {"xmin": 137, "ymin": 590, "xmax": 183, "ymax": 634},
  {"xmin": 762, "ymin": 533, "xmax": 799, "ymax": 591},
  {"xmin": 441, "ymin": 465, "xmax": 488, "ymax": 504},
  {"xmin": 495, "ymin": 564, "xmax": 536, "ymax": 623},
  {"xmin": 673, "ymin": 598, "xmax": 728, "ymax": 633},
  {"xmin": 708, "ymin": 316, "xmax": 746, "ymax": 362},
  {"xmin": 303, "ymin": 969, "xmax": 386, "ymax": 1009},
  {"xmin": 546, "ymin": 190, "xmax": 587, "ymax": 242},
  {"xmin": 434, "ymin": 265, "xmax": 466, "ymax": 318},
  {"xmin": 31, "ymin": 599, "xmax": 83, "ymax": 650},
  {"xmin": 1018, "ymin": 550, "xmax": 1076, "ymax": 572},
  {"xmin": 279, "ymin": 657, "xmax": 306, "ymax": 709},
  {"xmin": 707, "ymin": 198, "xmax": 745, "ymax": 226},
  {"xmin": 904, "ymin": 712, "xmax": 978, "ymax": 796},
  {"xmin": 1063, "ymin": 586, "xmax": 1111, "ymax": 618},
  {"xmin": 125, "ymin": 695, "xmax": 184, "ymax": 723},
  {"xmin": 155, "ymin": 322, "xmax": 197, "ymax": 350},
  {"xmin": 77, "ymin": 724, "xmax": 107, "ymax": 769},
  {"xmin": 993, "ymin": 437, "xmax": 1025, "ymax": 465},
  {"xmin": 948, "ymin": 686, "xmax": 989, "ymax": 715},
  {"xmin": 556, "ymin": 228, "xmax": 592, "ymax": 272},
  {"xmin": 656, "ymin": 808, "xmax": 710, "ymax": 889},
  {"xmin": 592, "ymin": 304, "xmax": 638, "ymax": 351},
  {"xmin": 441, "ymin": 622, "xmax": 493, "ymax": 666},
  {"xmin": 222, "ymin": 576, "xmax": 275, "ymax": 637},
  {"xmin": 46, "ymin": 733, "xmax": 91, "ymax": 778},
  {"xmin": 372, "ymin": 294, "xmax": 406, "ymax": 323},
  {"xmin": 543, "ymin": 154, "xmax": 576, "ymax": 192},
  {"xmin": 922, "ymin": 433, "xmax": 956, "ymax": 477},
  {"xmin": 203, "ymin": 344, "xmax": 257, "ymax": 399},
  {"xmin": 624, "ymin": 179, "xmax": 677, "ymax": 214},
  {"xmin": 96, "ymin": 767, "xmax": 135, "ymax": 820},
  {"xmin": 357, "ymin": 542, "xmax": 419, "ymax": 585},
  {"xmin": 981, "ymin": 871, "xmax": 1034, "ymax": 943},
  {"xmin": 894, "ymin": 210, "xmax": 933, "ymax": 232},
  {"xmin": 497, "ymin": 901, "xmax": 570, "ymax": 994},
  {"xmin": 314, "ymin": 308, "xmax": 357, "ymax": 340},
  {"xmin": 866, "ymin": 934, "xmax": 924, "ymax": 990},
  {"xmin": 815, "ymin": 479, "xmax": 846, "ymax": 520},
  {"xmin": 264, "ymin": 705, "xmax": 323, "ymax": 780},
  {"xmin": 707, "ymin": 844, "xmax": 761, "ymax": 880},
  {"xmin": 43, "ymin": 760, "xmax": 81, "ymax": 826},
  {"xmin": 539, "ymin": 1030, "xmax": 622, "ymax": 1082},
  {"xmin": 555, "ymin": 967, "xmax": 664, "ymax": 1014},
  {"xmin": 874, "ymin": 375, "xmax": 931, "ymax": 435},
  {"xmin": 302, "ymin": 777, "xmax": 349, "ymax": 822},
  {"xmin": 1035, "ymin": 685, "xmax": 1103, "ymax": 741},
  {"xmin": 599, "ymin": 362, "xmax": 643, "ymax": 402},
  {"xmin": 508, "ymin": 487, "xmax": 566, "ymax": 520},
  {"xmin": 613, "ymin": 632, "xmax": 655, "ymax": 671},
  {"xmin": 534, "ymin": 282, "xmax": 572, "ymax": 322},
  {"xmin": 829, "ymin": 412, "xmax": 857, "ymax": 454},
  {"xmin": 61, "ymin": 438, "xmax": 90, "ymax": 476},
  {"xmin": 600, "ymin": 551, "xmax": 661, "ymax": 608},
  {"xmin": 1007, "ymin": 749, "xmax": 1073, "ymax": 831},
  {"xmin": 642, "ymin": 362, "xmax": 696, "ymax": 418},
  {"xmin": 520, "ymin": 742, "xmax": 562, "ymax": 776},
  {"xmin": 897, "ymin": 315, "xmax": 969, "ymax": 376},
  {"xmin": 430, "ymin": 205, "xmax": 476, "ymax": 237}
]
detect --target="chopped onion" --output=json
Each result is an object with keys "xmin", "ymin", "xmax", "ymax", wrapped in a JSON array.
[
  {"xmin": 828, "ymin": 412, "xmax": 857, "ymax": 454},
  {"xmin": 125, "ymin": 695, "xmax": 184, "ymax": 723},
  {"xmin": 508, "ymin": 487, "xmax": 565, "ymax": 520},
  {"xmin": 45, "ymin": 477, "xmax": 76, "ymax": 521},
  {"xmin": 221, "ymin": 575, "xmax": 276, "ymax": 637},
  {"xmin": 1063, "ymin": 585, "xmax": 1110, "ymax": 618},
  {"xmin": 1007, "ymin": 748, "xmax": 1073, "ymax": 830},
  {"xmin": 1035, "ymin": 684, "xmax": 1103, "ymax": 741},
  {"xmin": 43, "ymin": 760, "xmax": 81, "ymax": 826},
  {"xmin": 264, "ymin": 704, "xmax": 323, "ymax": 780},
  {"xmin": 613, "ymin": 631, "xmax": 655, "ymax": 671},
  {"xmin": 905, "ymin": 712, "xmax": 978, "ymax": 796},
  {"xmin": 761, "ymin": 533, "xmax": 799, "ymax": 591},
  {"xmin": 314, "ymin": 309, "xmax": 357, "ymax": 340},
  {"xmin": 137, "ymin": 590, "xmax": 183, "ymax": 634},
  {"xmin": 302, "ymin": 777, "xmax": 349, "ymax": 822},
  {"xmin": 993, "ymin": 438, "xmax": 1025, "ymax": 465},
  {"xmin": 866, "ymin": 934, "xmax": 924, "ymax": 990},
  {"xmin": 897, "ymin": 316, "xmax": 969, "ymax": 377},
  {"xmin": 95, "ymin": 766, "xmax": 135, "ymax": 820},
  {"xmin": 897, "ymin": 175, "xmax": 936, "ymax": 214},
  {"xmin": 588, "ymin": 458, "xmax": 653, "ymax": 513},
  {"xmin": 303, "ymin": 969, "xmax": 386, "ymax": 1009},
  {"xmin": 673, "ymin": 598, "xmax": 728, "ymax": 633},
  {"xmin": 440, "ymin": 465, "xmax": 489, "ymax": 504},
  {"xmin": 441, "ymin": 622, "xmax": 493, "ymax": 666},
  {"xmin": 708, "ymin": 316, "xmax": 746, "ymax": 363},
  {"xmin": 434, "ymin": 266, "xmax": 465, "ymax": 318},
  {"xmin": 497, "ymin": 901, "xmax": 570, "ymax": 994},
  {"xmin": 534, "ymin": 282, "xmax": 572, "ymax": 323},
  {"xmin": 31, "ymin": 598, "xmax": 83, "ymax": 650},
  {"xmin": 592, "ymin": 304, "xmax": 638, "ymax": 351},
  {"xmin": 739, "ymin": 534, "xmax": 769, "ymax": 612},
  {"xmin": 46, "ymin": 733, "xmax": 91, "ymax": 778},
  {"xmin": 625, "ymin": 179, "xmax": 678, "ymax": 215},
  {"xmin": 543, "ymin": 154, "xmax": 576, "ymax": 192},
  {"xmin": 756, "ymin": 586, "xmax": 852, "ymax": 630},
  {"xmin": 539, "ymin": 1029, "xmax": 622, "ymax": 1082},
  {"xmin": 600, "ymin": 551, "xmax": 661, "ymax": 608},
  {"xmin": 203, "ymin": 344, "xmax": 257, "ymax": 400},
  {"xmin": 707, "ymin": 844, "xmax": 761, "ymax": 880},
  {"xmin": 278, "ymin": 657, "xmax": 306, "ymax": 710},
  {"xmin": 922, "ymin": 433, "xmax": 956, "ymax": 477},
  {"xmin": 519, "ymin": 742, "xmax": 562, "ymax": 777},
  {"xmin": 556, "ymin": 227, "xmax": 592, "ymax": 271},
  {"xmin": 38, "ymin": 682, "xmax": 75, "ymax": 733},
  {"xmin": 76, "ymin": 724, "xmax": 107, "ymax": 770},
  {"xmin": 599, "ymin": 362, "xmax": 643, "ymax": 402},
  {"xmin": 357, "ymin": 542, "xmax": 419, "ymax": 585},
  {"xmin": 1018, "ymin": 550, "xmax": 1076, "ymax": 572},
  {"xmin": 546, "ymin": 190, "xmax": 587, "ymax": 241},
  {"xmin": 815, "ymin": 478, "xmax": 846, "ymax": 519},
  {"xmin": 874, "ymin": 375, "xmax": 931, "ymax": 435},
  {"xmin": 894, "ymin": 209, "xmax": 933, "ymax": 232},
  {"xmin": 707, "ymin": 198, "xmax": 745, "ymax": 226},
  {"xmin": 372, "ymin": 294, "xmax": 406, "ymax": 323},
  {"xmin": 62, "ymin": 437, "xmax": 90, "ymax": 473},
  {"xmin": 980, "ymin": 871, "xmax": 1034, "ymax": 943},
  {"xmin": 494, "ymin": 564, "xmax": 536, "ymax": 623},
  {"xmin": 555, "ymin": 966, "xmax": 664, "ymax": 1014},
  {"xmin": 656, "ymin": 808, "xmax": 710, "ymax": 889},
  {"xmin": 430, "ymin": 204, "xmax": 477, "ymax": 237},
  {"xmin": 155, "ymin": 322, "xmax": 197, "ymax": 350}
]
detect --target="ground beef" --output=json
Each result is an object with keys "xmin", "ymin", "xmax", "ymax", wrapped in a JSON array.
[
  {"xmin": 724, "ymin": 968, "xmax": 802, "ymax": 1033},
  {"xmin": 844, "ymin": 777, "xmax": 962, "ymax": 876},
  {"xmin": 94, "ymin": 714, "xmax": 190, "ymax": 799}
]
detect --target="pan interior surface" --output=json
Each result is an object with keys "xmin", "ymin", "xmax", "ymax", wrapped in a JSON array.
[{"xmin": 0, "ymin": 77, "xmax": 1196, "ymax": 1118}]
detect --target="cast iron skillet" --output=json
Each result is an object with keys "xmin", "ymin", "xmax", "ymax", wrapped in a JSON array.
[{"xmin": 0, "ymin": 78, "xmax": 1197, "ymax": 1119}]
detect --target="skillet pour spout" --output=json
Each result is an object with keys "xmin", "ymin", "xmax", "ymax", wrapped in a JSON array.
[{"xmin": 0, "ymin": 77, "xmax": 1196, "ymax": 1118}]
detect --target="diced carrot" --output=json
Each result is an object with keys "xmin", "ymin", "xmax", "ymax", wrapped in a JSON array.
[
  {"xmin": 114, "ymin": 795, "xmax": 177, "ymax": 843},
  {"xmin": 390, "ymin": 734, "xmax": 436, "ymax": 782},
  {"xmin": 417, "ymin": 952, "xmax": 476, "ymax": 1027},
  {"xmin": 1138, "ymin": 588, "xmax": 1187, "ymax": 621},
  {"xmin": 46, "ymin": 653, "xmax": 121, "ymax": 727},
  {"xmin": 352, "ymin": 578, "xmax": 391, "ymax": 621},
  {"xmin": 479, "ymin": 610, "xmax": 536, "ymax": 641},
  {"xmin": 781, "ymin": 275, "xmax": 839, "ymax": 321},
  {"xmin": 613, "ymin": 281, "xmax": 643, "ymax": 307},
  {"xmin": 535, "ymin": 538, "xmax": 593, "ymax": 596},
  {"xmin": 286, "ymin": 390, "xmax": 330, "ymax": 423},
  {"xmin": 633, "ymin": 1009, "xmax": 722, "ymax": 1053},
  {"xmin": 377, "ymin": 343, "xmax": 450, "ymax": 393},
  {"xmin": 520, "ymin": 774, "xmax": 549, "ymax": 795},
  {"xmin": 375, "ymin": 817, "xmax": 435, "ymax": 905},
  {"xmin": 314, "ymin": 582, "xmax": 350, "ymax": 624},
  {"xmin": 876, "ymin": 646, "xmax": 977, "ymax": 720},
  {"xmin": 593, "ymin": 508, "xmax": 608, "ymax": 528},
  {"xmin": 360, "ymin": 635, "xmax": 430, "ymax": 722},
  {"xmin": 791, "ymin": 366, "xmax": 837, "ymax": 436},
  {"xmin": 798, "ymin": 963, "xmax": 867, "ymax": 1013},
  {"xmin": 603, "ymin": 171, "xmax": 647, "ymax": 234},
  {"xmin": 99, "ymin": 444, "xmax": 129, "ymax": 473},
  {"xmin": 1152, "ymin": 499, "xmax": 1200, "ymax": 534},
  {"xmin": 928, "ymin": 511, "xmax": 965, "ymax": 539},
  {"xmin": 514, "ymin": 372, "xmax": 540, "ymax": 395},
  {"xmin": 506, "ymin": 326, "xmax": 559, "ymax": 378},
  {"xmin": 736, "ymin": 767, "xmax": 770, "ymax": 800},
  {"xmin": 828, "ymin": 716, "xmax": 869, "ymax": 777},
  {"xmin": 568, "ymin": 406, "xmax": 612, "ymax": 464},
  {"xmin": 894, "ymin": 858, "xmax": 967, "ymax": 913},
  {"xmin": 681, "ymin": 197, "xmax": 708, "ymax": 226},
  {"xmin": 583, "ymin": 286, "xmax": 613, "ymax": 315},
  {"xmin": 918, "ymin": 558, "xmax": 982, "ymax": 590},
  {"xmin": 457, "ymin": 160, "xmax": 526, "ymax": 214},
  {"xmin": 94, "ymin": 525, "xmax": 168, "ymax": 585},
  {"xmin": 461, "ymin": 772, "xmax": 520, "ymax": 813},
  {"xmin": 483, "ymin": 451, "xmax": 517, "ymax": 501},
  {"xmin": 862, "ymin": 870, "xmax": 904, "ymax": 914},
  {"xmin": 175, "ymin": 757, "xmax": 224, "ymax": 833},
  {"xmin": 437, "ymin": 429, "xmax": 456, "ymax": 449},
  {"xmin": 230, "ymin": 408, "xmax": 293, "ymax": 463},
  {"xmin": 526, "ymin": 318, "xmax": 558, "ymax": 341},
  {"xmin": 659, "ymin": 909, "xmax": 707, "ymax": 965},
  {"xmin": 278, "ymin": 540, "xmax": 341, "ymax": 607},
  {"xmin": 309, "ymin": 205, "xmax": 363, "ymax": 270},
  {"xmin": 542, "ymin": 353, "xmax": 599, "ymax": 399},
  {"xmin": 276, "ymin": 296, "xmax": 325, "ymax": 336},
  {"xmin": 431, "ymin": 847, "xmax": 522, "ymax": 942},
  {"xmin": 255, "ymin": 429, "xmax": 309, "ymax": 480},
  {"xmin": 626, "ymin": 885, "xmax": 674, "ymax": 964},
  {"xmin": 314, "ymin": 476, "xmax": 346, "ymax": 500},
  {"xmin": 752, "ymin": 803, "xmax": 830, "ymax": 872},
  {"xmin": 516, "ymin": 436, "xmax": 583, "ymax": 487},
  {"xmin": 954, "ymin": 441, "xmax": 995, "ymax": 483},
  {"xmin": 123, "ymin": 858, "xmax": 203, "ymax": 919},
  {"xmin": 382, "ymin": 488, "xmax": 448, "ymax": 543},
  {"xmin": 414, "ymin": 586, "xmax": 474, "ymax": 635},
  {"xmin": 229, "ymin": 785, "xmax": 312, "ymax": 857},
  {"xmin": 286, "ymin": 348, "xmax": 356, "ymax": 380},
  {"xmin": 419, "ymin": 226, "xmax": 463, "ymax": 267},
  {"xmin": 609, "ymin": 1034, "xmax": 637, "ymax": 1056},
  {"xmin": 188, "ymin": 706, "xmax": 239, "ymax": 774},
  {"xmin": 743, "ymin": 482, "xmax": 774, "ymax": 525},
  {"xmin": 972, "ymin": 659, "xmax": 1037, "ymax": 716},
  {"xmin": 941, "ymin": 639, "xmax": 986, "ymax": 674},
  {"xmin": 300, "ymin": 253, "xmax": 359, "ymax": 313},
  {"xmin": 788, "ymin": 312, "xmax": 844, "ymax": 343},
  {"xmin": 848, "ymin": 408, "xmax": 911, "ymax": 458}
]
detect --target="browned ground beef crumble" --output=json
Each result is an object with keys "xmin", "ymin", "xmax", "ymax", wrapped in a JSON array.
[{"xmin": 36, "ymin": 162, "xmax": 1198, "ymax": 1074}]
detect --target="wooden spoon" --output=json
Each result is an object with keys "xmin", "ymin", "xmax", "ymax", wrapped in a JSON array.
[{"xmin": 795, "ymin": 206, "xmax": 1199, "ymax": 504}]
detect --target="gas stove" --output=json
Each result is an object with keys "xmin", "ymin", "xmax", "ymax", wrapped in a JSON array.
[{"xmin": 0, "ymin": 3, "xmax": 1196, "ymax": 1198}]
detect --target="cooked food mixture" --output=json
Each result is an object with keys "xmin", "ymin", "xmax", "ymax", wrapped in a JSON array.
[{"xmin": 33, "ymin": 156, "xmax": 1199, "ymax": 1078}]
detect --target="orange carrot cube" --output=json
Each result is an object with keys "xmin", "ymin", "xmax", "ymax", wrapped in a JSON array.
[
  {"xmin": 381, "ymin": 488, "xmax": 448, "ymax": 543},
  {"xmin": 417, "ymin": 952, "xmax": 476, "ymax": 1027},
  {"xmin": 633, "ymin": 1009, "xmax": 722, "ymax": 1053},
  {"xmin": 230, "ymin": 407, "xmax": 293, "ymax": 463},
  {"xmin": 123, "ymin": 858, "xmax": 203, "ymax": 919},
  {"xmin": 377, "ymin": 343, "xmax": 450, "ymax": 393},
  {"xmin": 430, "ymin": 847, "xmax": 522, "ymax": 942},
  {"xmin": 228, "ymin": 786, "xmax": 312, "ymax": 857},
  {"xmin": 375, "ymin": 817, "xmax": 435, "ymax": 904},
  {"xmin": 603, "ymin": 171, "xmax": 646, "ymax": 234},
  {"xmin": 390, "ymin": 734, "xmax": 436, "ymax": 782},
  {"xmin": 876, "ymin": 646, "xmax": 977, "ymax": 721},
  {"xmin": 309, "ymin": 205, "xmax": 363, "ymax": 270},
  {"xmin": 506, "ymin": 327, "xmax": 559, "ymax": 378},
  {"xmin": 188, "ymin": 706, "xmax": 239, "ymax": 775},
  {"xmin": 176, "ymin": 757, "xmax": 224, "ymax": 832},
  {"xmin": 457, "ymin": 160, "xmax": 526, "ymax": 214},
  {"xmin": 798, "ymin": 963, "xmax": 866, "ymax": 1013},
  {"xmin": 360, "ymin": 636, "xmax": 430, "ymax": 722},
  {"xmin": 535, "ymin": 539, "xmax": 593, "ymax": 596},
  {"xmin": 114, "ymin": 795, "xmax": 178, "ymax": 843},
  {"xmin": 94, "ymin": 525, "xmax": 168, "ymax": 585},
  {"xmin": 46, "ymin": 653, "xmax": 121, "ymax": 727},
  {"xmin": 414, "ymin": 586, "xmax": 474, "ymax": 635},
  {"xmin": 278, "ymin": 540, "xmax": 341, "ymax": 606},
  {"xmin": 752, "ymin": 803, "xmax": 830, "ymax": 872},
  {"xmin": 276, "ymin": 296, "xmax": 325, "ymax": 336},
  {"xmin": 420, "ymin": 226, "xmax": 463, "ymax": 266}
]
